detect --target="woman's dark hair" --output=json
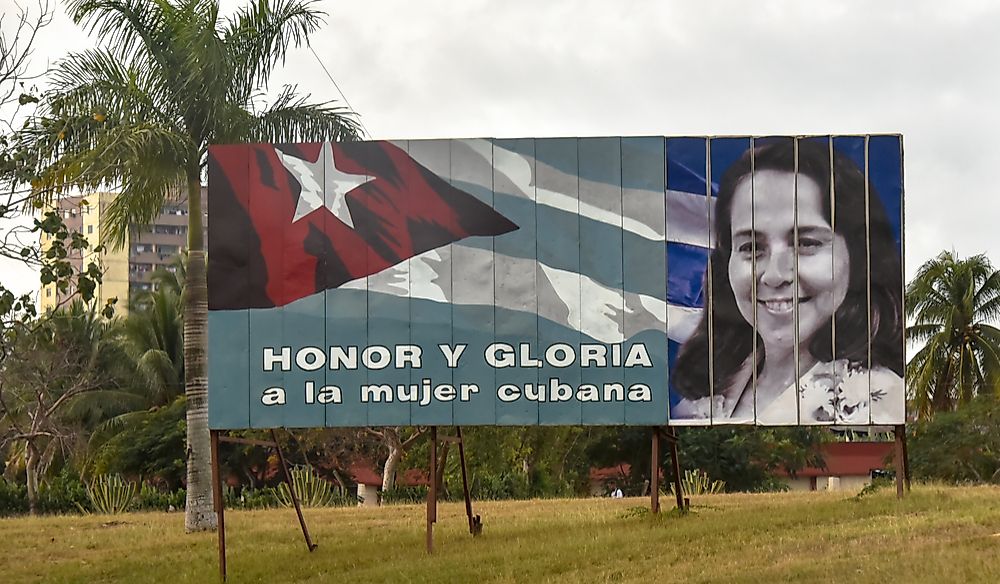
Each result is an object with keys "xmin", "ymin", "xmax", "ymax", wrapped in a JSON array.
[{"xmin": 672, "ymin": 138, "xmax": 903, "ymax": 401}]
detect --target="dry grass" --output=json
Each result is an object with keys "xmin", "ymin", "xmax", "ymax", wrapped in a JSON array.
[{"xmin": 3, "ymin": 484, "xmax": 1000, "ymax": 583}]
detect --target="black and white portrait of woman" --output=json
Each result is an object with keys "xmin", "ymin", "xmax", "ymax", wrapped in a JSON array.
[{"xmin": 670, "ymin": 138, "xmax": 904, "ymax": 425}]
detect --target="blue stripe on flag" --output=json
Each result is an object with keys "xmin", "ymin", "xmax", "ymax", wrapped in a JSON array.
[{"xmin": 666, "ymin": 242, "xmax": 709, "ymax": 308}]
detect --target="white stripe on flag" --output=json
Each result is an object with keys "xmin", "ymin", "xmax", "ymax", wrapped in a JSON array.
[
  {"xmin": 490, "ymin": 143, "xmax": 715, "ymax": 246},
  {"xmin": 346, "ymin": 247, "xmax": 702, "ymax": 345}
]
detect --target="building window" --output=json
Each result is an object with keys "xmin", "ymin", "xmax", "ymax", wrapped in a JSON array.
[
  {"xmin": 87, "ymin": 225, "xmax": 93, "ymax": 234},
  {"xmin": 46, "ymin": 288, "xmax": 52, "ymax": 298},
  {"xmin": 151, "ymin": 224, "xmax": 186, "ymax": 235}
]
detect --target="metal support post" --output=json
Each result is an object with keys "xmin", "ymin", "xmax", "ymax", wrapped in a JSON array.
[
  {"xmin": 650, "ymin": 427, "xmax": 661, "ymax": 514},
  {"xmin": 427, "ymin": 426, "xmax": 438, "ymax": 554},
  {"xmin": 456, "ymin": 427, "xmax": 481, "ymax": 535},
  {"xmin": 894, "ymin": 424, "xmax": 909, "ymax": 499},
  {"xmin": 211, "ymin": 430, "xmax": 227, "ymax": 581},
  {"xmin": 666, "ymin": 427, "xmax": 685, "ymax": 511},
  {"xmin": 270, "ymin": 429, "xmax": 317, "ymax": 551}
]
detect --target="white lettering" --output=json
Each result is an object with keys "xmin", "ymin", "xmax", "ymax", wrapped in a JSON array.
[
  {"xmin": 627, "ymin": 383, "xmax": 652, "ymax": 402},
  {"xmin": 486, "ymin": 343, "xmax": 515, "ymax": 368},
  {"xmin": 624, "ymin": 344, "xmax": 653, "ymax": 368},
  {"xmin": 580, "ymin": 344, "xmax": 607, "ymax": 367},
  {"xmin": 329, "ymin": 346, "xmax": 357, "ymax": 370},
  {"xmin": 603, "ymin": 382, "xmax": 625, "ymax": 401},
  {"xmin": 261, "ymin": 386, "xmax": 286, "ymax": 405},
  {"xmin": 525, "ymin": 382, "xmax": 544, "ymax": 402},
  {"xmin": 549, "ymin": 377, "xmax": 573, "ymax": 401},
  {"xmin": 498, "ymin": 383, "xmax": 521, "ymax": 402},
  {"xmin": 263, "ymin": 347, "xmax": 290, "ymax": 372},
  {"xmin": 362, "ymin": 346, "xmax": 392, "ymax": 369},
  {"xmin": 296, "ymin": 347, "xmax": 325, "ymax": 371},
  {"xmin": 439, "ymin": 344, "xmax": 467, "ymax": 368},
  {"xmin": 460, "ymin": 384, "xmax": 480, "ymax": 401},
  {"xmin": 361, "ymin": 384, "xmax": 392, "ymax": 402},
  {"xmin": 317, "ymin": 385, "xmax": 342, "ymax": 404},
  {"xmin": 395, "ymin": 345, "xmax": 422, "ymax": 368},
  {"xmin": 545, "ymin": 344, "xmax": 575, "ymax": 368},
  {"xmin": 434, "ymin": 384, "xmax": 457, "ymax": 402},
  {"xmin": 576, "ymin": 384, "xmax": 599, "ymax": 402},
  {"xmin": 519, "ymin": 343, "xmax": 543, "ymax": 367}
]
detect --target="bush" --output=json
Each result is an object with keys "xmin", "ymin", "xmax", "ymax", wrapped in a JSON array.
[
  {"xmin": 381, "ymin": 485, "xmax": 428, "ymax": 505},
  {"xmin": 37, "ymin": 469, "xmax": 91, "ymax": 514},
  {"xmin": 0, "ymin": 480, "xmax": 28, "ymax": 516},
  {"xmin": 909, "ymin": 397, "xmax": 1000, "ymax": 484},
  {"xmin": 470, "ymin": 471, "xmax": 532, "ymax": 500},
  {"xmin": 133, "ymin": 484, "xmax": 186, "ymax": 512}
]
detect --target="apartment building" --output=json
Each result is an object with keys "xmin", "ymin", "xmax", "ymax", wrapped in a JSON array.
[{"xmin": 39, "ymin": 191, "xmax": 206, "ymax": 316}]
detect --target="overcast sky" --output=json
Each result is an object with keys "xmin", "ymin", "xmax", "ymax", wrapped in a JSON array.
[{"xmin": 2, "ymin": 0, "xmax": 998, "ymax": 298}]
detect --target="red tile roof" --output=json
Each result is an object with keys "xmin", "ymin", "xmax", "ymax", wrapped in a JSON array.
[
  {"xmin": 778, "ymin": 442, "xmax": 894, "ymax": 477},
  {"xmin": 349, "ymin": 462, "xmax": 430, "ymax": 487}
]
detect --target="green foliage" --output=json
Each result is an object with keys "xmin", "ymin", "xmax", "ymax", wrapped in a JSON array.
[
  {"xmin": 89, "ymin": 396, "xmax": 187, "ymax": 490},
  {"xmin": 227, "ymin": 486, "xmax": 281, "ymax": 510},
  {"xmin": 469, "ymin": 471, "xmax": 532, "ymax": 500},
  {"xmin": 133, "ymin": 484, "xmax": 186, "ymax": 512},
  {"xmin": 676, "ymin": 426, "xmax": 826, "ymax": 492},
  {"xmin": 276, "ymin": 465, "xmax": 344, "ymax": 508},
  {"xmin": 908, "ymin": 396, "xmax": 1000, "ymax": 483},
  {"xmin": 668, "ymin": 469, "xmax": 726, "ymax": 496},
  {"xmin": 121, "ymin": 286, "xmax": 184, "ymax": 406},
  {"xmin": 906, "ymin": 251, "xmax": 1000, "ymax": 419},
  {"xmin": 852, "ymin": 476, "xmax": 893, "ymax": 501},
  {"xmin": 84, "ymin": 474, "xmax": 137, "ymax": 514},
  {"xmin": 0, "ymin": 479, "xmax": 28, "ymax": 516},
  {"xmin": 381, "ymin": 486, "xmax": 429, "ymax": 505},
  {"xmin": 403, "ymin": 427, "xmax": 595, "ymax": 500},
  {"xmin": 37, "ymin": 468, "xmax": 91, "ymax": 514}
]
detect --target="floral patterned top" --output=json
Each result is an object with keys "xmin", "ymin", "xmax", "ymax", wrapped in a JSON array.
[{"xmin": 672, "ymin": 359, "xmax": 904, "ymax": 425}]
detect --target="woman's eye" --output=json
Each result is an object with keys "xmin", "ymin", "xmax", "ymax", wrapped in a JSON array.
[
  {"xmin": 737, "ymin": 242, "xmax": 753, "ymax": 254},
  {"xmin": 799, "ymin": 237, "xmax": 824, "ymax": 249}
]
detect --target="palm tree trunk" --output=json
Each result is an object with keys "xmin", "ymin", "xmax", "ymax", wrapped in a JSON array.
[{"xmin": 184, "ymin": 175, "xmax": 217, "ymax": 532}]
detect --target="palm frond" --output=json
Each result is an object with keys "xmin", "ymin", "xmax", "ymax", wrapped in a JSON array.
[{"xmin": 223, "ymin": 0, "xmax": 326, "ymax": 103}]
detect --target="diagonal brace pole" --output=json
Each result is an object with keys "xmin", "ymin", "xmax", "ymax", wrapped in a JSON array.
[{"xmin": 271, "ymin": 428, "xmax": 318, "ymax": 551}]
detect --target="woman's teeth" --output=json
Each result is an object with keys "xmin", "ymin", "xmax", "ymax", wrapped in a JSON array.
[{"xmin": 759, "ymin": 299, "xmax": 794, "ymax": 313}]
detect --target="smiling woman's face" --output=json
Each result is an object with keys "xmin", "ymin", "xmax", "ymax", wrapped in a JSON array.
[{"xmin": 728, "ymin": 170, "xmax": 850, "ymax": 353}]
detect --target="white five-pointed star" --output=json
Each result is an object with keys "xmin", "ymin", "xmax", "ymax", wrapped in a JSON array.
[{"xmin": 275, "ymin": 142, "xmax": 374, "ymax": 228}]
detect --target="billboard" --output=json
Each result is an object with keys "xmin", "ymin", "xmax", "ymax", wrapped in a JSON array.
[{"xmin": 207, "ymin": 136, "xmax": 904, "ymax": 429}]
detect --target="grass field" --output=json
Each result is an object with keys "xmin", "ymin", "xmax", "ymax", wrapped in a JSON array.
[{"xmin": 3, "ymin": 484, "xmax": 1000, "ymax": 583}]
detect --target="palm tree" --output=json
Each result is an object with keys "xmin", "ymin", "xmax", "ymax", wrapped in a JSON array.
[
  {"xmin": 123, "ymin": 286, "xmax": 185, "ymax": 406},
  {"xmin": 906, "ymin": 251, "xmax": 1000, "ymax": 420},
  {"xmin": 17, "ymin": 0, "xmax": 360, "ymax": 530}
]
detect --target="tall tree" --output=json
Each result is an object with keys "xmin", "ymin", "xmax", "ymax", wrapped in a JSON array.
[
  {"xmin": 906, "ymin": 251, "xmax": 1000, "ymax": 419},
  {"xmin": 0, "ymin": 301, "xmax": 132, "ymax": 514},
  {"xmin": 14, "ymin": 0, "xmax": 359, "ymax": 530}
]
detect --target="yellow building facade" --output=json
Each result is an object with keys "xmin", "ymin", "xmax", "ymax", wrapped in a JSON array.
[{"xmin": 39, "ymin": 191, "xmax": 199, "ymax": 317}]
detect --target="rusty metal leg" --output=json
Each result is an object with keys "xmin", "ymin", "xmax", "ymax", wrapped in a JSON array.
[
  {"xmin": 900, "ymin": 424, "xmax": 911, "ymax": 492},
  {"xmin": 456, "ymin": 427, "xmax": 477, "ymax": 535},
  {"xmin": 666, "ymin": 427, "xmax": 685, "ymax": 511},
  {"xmin": 427, "ymin": 426, "xmax": 438, "ymax": 554},
  {"xmin": 211, "ymin": 430, "xmax": 227, "ymax": 582},
  {"xmin": 894, "ymin": 425, "xmax": 906, "ymax": 499},
  {"xmin": 650, "ymin": 428, "xmax": 660, "ymax": 514},
  {"xmin": 271, "ymin": 429, "xmax": 317, "ymax": 551}
]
